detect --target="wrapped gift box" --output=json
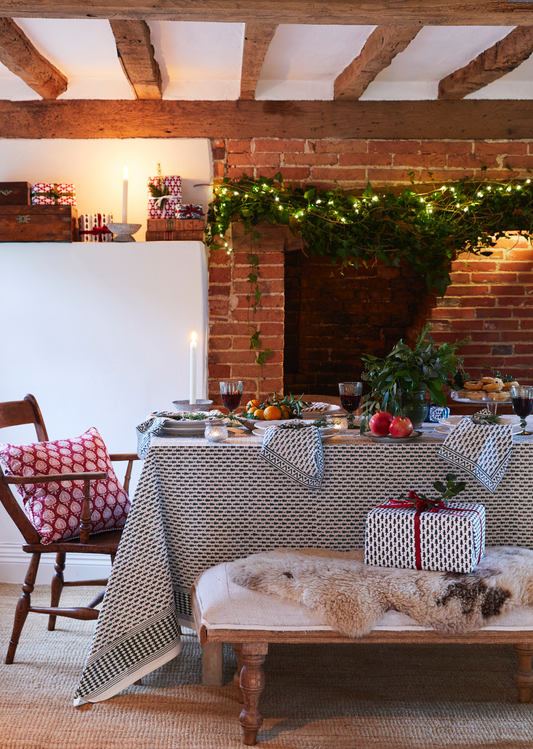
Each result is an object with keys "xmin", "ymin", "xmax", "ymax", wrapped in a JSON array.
[
  {"xmin": 177, "ymin": 203, "xmax": 204, "ymax": 220},
  {"xmin": 79, "ymin": 213, "xmax": 113, "ymax": 243},
  {"xmin": 31, "ymin": 183, "xmax": 76, "ymax": 206},
  {"xmin": 147, "ymin": 175, "xmax": 182, "ymax": 199},
  {"xmin": 148, "ymin": 195, "xmax": 180, "ymax": 220},
  {"xmin": 365, "ymin": 499, "xmax": 485, "ymax": 573}
]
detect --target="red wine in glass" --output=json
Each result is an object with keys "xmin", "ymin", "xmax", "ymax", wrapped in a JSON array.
[
  {"xmin": 340, "ymin": 394, "xmax": 361, "ymax": 414},
  {"xmin": 511, "ymin": 385, "xmax": 533, "ymax": 435},
  {"xmin": 221, "ymin": 392, "xmax": 242, "ymax": 412}
]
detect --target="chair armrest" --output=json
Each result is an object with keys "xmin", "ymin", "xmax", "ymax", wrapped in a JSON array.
[
  {"xmin": 4, "ymin": 471, "xmax": 107, "ymax": 485},
  {"xmin": 109, "ymin": 453, "xmax": 139, "ymax": 462},
  {"xmin": 109, "ymin": 454, "xmax": 138, "ymax": 496}
]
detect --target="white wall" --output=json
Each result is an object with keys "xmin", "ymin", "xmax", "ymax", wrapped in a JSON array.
[{"xmin": 0, "ymin": 138, "xmax": 212, "ymax": 583}]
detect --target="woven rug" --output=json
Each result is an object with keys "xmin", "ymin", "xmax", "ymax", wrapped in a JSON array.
[{"xmin": 1, "ymin": 583, "xmax": 533, "ymax": 749}]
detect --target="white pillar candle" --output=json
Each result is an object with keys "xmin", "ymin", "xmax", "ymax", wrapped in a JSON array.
[
  {"xmin": 122, "ymin": 166, "xmax": 129, "ymax": 223},
  {"xmin": 190, "ymin": 331, "xmax": 197, "ymax": 405}
]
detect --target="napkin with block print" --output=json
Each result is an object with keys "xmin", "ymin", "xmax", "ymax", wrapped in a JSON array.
[
  {"xmin": 439, "ymin": 415, "xmax": 513, "ymax": 493},
  {"xmin": 260, "ymin": 422, "xmax": 325, "ymax": 489}
]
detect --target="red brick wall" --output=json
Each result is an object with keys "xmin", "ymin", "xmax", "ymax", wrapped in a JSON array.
[{"xmin": 209, "ymin": 138, "xmax": 533, "ymax": 401}]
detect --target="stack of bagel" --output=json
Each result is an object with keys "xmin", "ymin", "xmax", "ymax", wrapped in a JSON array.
[{"xmin": 457, "ymin": 376, "xmax": 519, "ymax": 401}]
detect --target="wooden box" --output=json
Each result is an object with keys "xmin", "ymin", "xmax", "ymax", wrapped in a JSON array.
[
  {"xmin": 0, "ymin": 205, "xmax": 78, "ymax": 242},
  {"xmin": 0, "ymin": 182, "xmax": 31, "ymax": 205}
]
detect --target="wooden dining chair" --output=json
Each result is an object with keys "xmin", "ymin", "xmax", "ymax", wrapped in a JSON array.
[{"xmin": 0, "ymin": 394, "xmax": 139, "ymax": 664}]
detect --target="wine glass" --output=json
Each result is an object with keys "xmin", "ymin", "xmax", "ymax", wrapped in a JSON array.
[
  {"xmin": 219, "ymin": 381, "xmax": 243, "ymax": 423},
  {"xmin": 511, "ymin": 385, "xmax": 533, "ymax": 435},
  {"xmin": 338, "ymin": 382, "xmax": 363, "ymax": 429}
]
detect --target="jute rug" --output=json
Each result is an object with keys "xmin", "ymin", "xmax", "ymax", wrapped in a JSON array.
[{"xmin": 1, "ymin": 583, "xmax": 532, "ymax": 749}]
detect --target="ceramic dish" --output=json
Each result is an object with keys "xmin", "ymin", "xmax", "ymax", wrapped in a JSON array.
[
  {"xmin": 252, "ymin": 428, "xmax": 338, "ymax": 443},
  {"xmin": 439, "ymin": 415, "xmax": 518, "ymax": 427},
  {"xmin": 254, "ymin": 422, "xmax": 337, "ymax": 435},
  {"xmin": 363, "ymin": 431, "xmax": 423, "ymax": 443}
]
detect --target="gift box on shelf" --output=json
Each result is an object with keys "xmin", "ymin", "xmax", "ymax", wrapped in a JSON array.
[
  {"xmin": 79, "ymin": 213, "xmax": 113, "ymax": 243},
  {"xmin": 364, "ymin": 496, "xmax": 485, "ymax": 574},
  {"xmin": 147, "ymin": 175, "xmax": 182, "ymax": 199},
  {"xmin": 177, "ymin": 203, "xmax": 204, "ymax": 220},
  {"xmin": 0, "ymin": 182, "xmax": 31, "ymax": 205},
  {"xmin": 0, "ymin": 205, "xmax": 78, "ymax": 242},
  {"xmin": 31, "ymin": 183, "xmax": 76, "ymax": 206},
  {"xmin": 147, "ymin": 195, "xmax": 180, "ymax": 220}
]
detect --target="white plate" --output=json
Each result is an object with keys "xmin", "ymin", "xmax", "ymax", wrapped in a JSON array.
[
  {"xmin": 160, "ymin": 428, "xmax": 206, "ymax": 437},
  {"xmin": 252, "ymin": 428, "xmax": 338, "ymax": 442},
  {"xmin": 436, "ymin": 422, "xmax": 521, "ymax": 435},
  {"xmin": 439, "ymin": 415, "xmax": 518, "ymax": 427},
  {"xmin": 254, "ymin": 423, "xmax": 337, "ymax": 435},
  {"xmin": 450, "ymin": 390, "xmax": 511, "ymax": 403}
]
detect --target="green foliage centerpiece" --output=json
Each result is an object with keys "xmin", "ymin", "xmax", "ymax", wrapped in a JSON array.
[{"xmin": 360, "ymin": 325, "xmax": 467, "ymax": 432}]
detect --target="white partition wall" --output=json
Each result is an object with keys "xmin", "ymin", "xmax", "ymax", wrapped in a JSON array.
[{"xmin": 0, "ymin": 240, "xmax": 208, "ymax": 581}]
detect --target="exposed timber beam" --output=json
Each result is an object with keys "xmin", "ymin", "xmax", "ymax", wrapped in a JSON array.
[
  {"xmin": 109, "ymin": 19, "xmax": 161, "ymax": 99},
  {"xmin": 0, "ymin": 99, "xmax": 532, "ymax": 140},
  {"xmin": 240, "ymin": 23, "xmax": 277, "ymax": 100},
  {"xmin": 0, "ymin": 17, "xmax": 67, "ymax": 99},
  {"xmin": 439, "ymin": 27, "xmax": 533, "ymax": 99},
  {"xmin": 334, "ymin": 26, "xmax": 422, "ymax": 100},
  {"xmin": 0, "ymin": 1, "xmax": 532, "ymax": 25}
]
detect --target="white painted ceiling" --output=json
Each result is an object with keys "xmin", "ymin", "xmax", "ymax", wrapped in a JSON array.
[{"xmin": 0, "ymin": 20, "xmax": 531, "ymax": 100}]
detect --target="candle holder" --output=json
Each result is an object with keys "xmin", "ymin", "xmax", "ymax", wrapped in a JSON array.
[
  {"xmin": 204, "ymin": 420, "xmax": 228, "ymax": 443},
  {"xmin": 107, "ymin": 222, "xmax": 142, "ymax": 242}
]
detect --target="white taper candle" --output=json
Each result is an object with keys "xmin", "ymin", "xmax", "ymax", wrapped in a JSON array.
[
  {"xmin": 122, "ymin": 166, "xmax": 129, "ymax": 223},
  {"xmin": 190, "ymin": 331, "xmax": 197, "ymax": 405}
]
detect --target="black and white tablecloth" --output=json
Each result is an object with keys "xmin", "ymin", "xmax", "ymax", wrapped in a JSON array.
[{"xmin": 74, "ymin": 425, "xmax": 533, "ymax": 704}]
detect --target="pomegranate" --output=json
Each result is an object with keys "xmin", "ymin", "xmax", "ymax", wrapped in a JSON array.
[
  {"xmin": 388, "ymin": 416, "xmax": 414, "ymax": 438},
  {"xmin": 369, "ymin": 411, "xmax": 394, "ymax": 436}
]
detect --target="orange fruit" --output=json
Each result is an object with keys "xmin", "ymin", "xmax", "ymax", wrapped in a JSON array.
[
  {"xmin": 254, "ymin": 409, "xmax": 265, "ymax": 420},
  {"xmin": 264, "ymin": 405, "xmax": 282, "ymax": 421},
  {"xmin": 246, "ymin": 399, "xmax": 260, "ymax": 410}
]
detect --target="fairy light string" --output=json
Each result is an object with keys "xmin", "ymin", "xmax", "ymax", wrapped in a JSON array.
[{"xmin": 206, "ymin": 171, "xmax": 533, "ymax": 390}]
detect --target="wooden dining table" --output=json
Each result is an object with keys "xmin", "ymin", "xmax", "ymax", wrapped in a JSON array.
[{"xmin": 74, "ymin": 422, "xmax": 533, "ymax": 705}]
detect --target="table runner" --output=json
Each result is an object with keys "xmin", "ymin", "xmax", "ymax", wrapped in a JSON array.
[{"xmin": 74, "ymin": 426, "xmax": 533, "ymax": 704}]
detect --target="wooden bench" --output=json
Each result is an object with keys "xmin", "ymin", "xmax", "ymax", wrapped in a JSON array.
[{"xmin": 192, "ymin": 562, "xmax": 533, "ymax": 746}]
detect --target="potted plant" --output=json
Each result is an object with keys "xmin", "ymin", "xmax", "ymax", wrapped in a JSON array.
[{"xmin": 360, "ymin": 325, "xmax": 467, "ymax": 430}]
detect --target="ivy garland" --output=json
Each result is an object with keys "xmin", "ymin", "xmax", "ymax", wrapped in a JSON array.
[{"xmin": 205, "ymin": 171, "xmax": 533, "ymax": 393}]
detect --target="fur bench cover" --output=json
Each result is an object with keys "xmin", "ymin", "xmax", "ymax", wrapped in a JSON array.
[{"xmin": 228, "ymin": 547, "xmax": 533, "ymax": 638}]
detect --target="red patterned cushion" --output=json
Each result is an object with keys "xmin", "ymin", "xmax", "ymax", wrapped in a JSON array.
[{"xmin": 0, "ymin": 427, "xmax": 130, "ymax": 545}]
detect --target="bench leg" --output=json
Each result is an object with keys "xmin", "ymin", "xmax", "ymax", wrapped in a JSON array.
[
  {"xmin": 202, "ymin": 641, "xmax": 224, "ymax": 686},
  {"xmin": 233, "ymin": 643, "xmax": 244, "ymax": 703},
  {"xmin": 239, "ymin": 643, "xmax": 268, "ymax": 746},
  {"xmin": 514, "ymin": 643, "xmax": 533, "ymax": 703}
]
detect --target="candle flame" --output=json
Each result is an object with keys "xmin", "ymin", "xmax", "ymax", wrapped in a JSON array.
[
  {"xmin": 123, "ymin": 166, "xmax": 129, "ymax": 180},
  {"xmin": 191, "ymin": 331, "xmax": 197, "ymax": 343}
]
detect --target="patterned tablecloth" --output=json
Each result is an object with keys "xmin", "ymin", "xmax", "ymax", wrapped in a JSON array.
[{"xmin": 74, "ymin": 424, "xmax": 533, "ymax": 704}]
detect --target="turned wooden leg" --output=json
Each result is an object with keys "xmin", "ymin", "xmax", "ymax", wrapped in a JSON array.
[
  {"xmin": 239, "ymin": 643, "xmax": 268, "ymax": 746},
  {"xmin": 233, "ymin": 643, "xmax": 245, "ymax": 703},
  {"xmin": 48, "ymin": 552, "xmax": 66, "ymax": 631},
  {"xmin": 202, "ymin": 641, "xmax": 224, "ymax": 686},
  {"xmin": 6, "ymin": 553, "xmax": 40, "ymax": 664},
  {"xmin": 514, "ymin": 643, "xmax": 533, "ymax": 703}
]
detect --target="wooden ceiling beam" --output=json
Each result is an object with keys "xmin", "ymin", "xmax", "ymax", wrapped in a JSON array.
[
  {"xmin": 109, "ymin": 19, "xmax": 161, "ymax": 99},
  {"xmin": 0, "ymin": 99, "xmax": 532, "ymax": 140},
  {"xmin": 0, "ymin": 17, "xmax": 67, "ymax": 99},
  {"xmin": 0, "ymin": 1, "xmax": 532, "ymax": 25},
  {"xmin": 439, "ymin": 27, "xmax": 533, "ymax": 99},
  {"xmin": 240, "ymin": 23, "xmax": 277, "ymax": 100},
  {"xmin": 334, "ymin": 26, "xmax": 422, "ymax": 100}
]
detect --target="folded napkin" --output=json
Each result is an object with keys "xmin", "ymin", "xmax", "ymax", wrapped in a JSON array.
[
  {"xmin": 136, "ymin": 412, "xmax": 177, "ymax": 458},
  {"xmin": 439, "ymin": 417, "xmax": 513, "ymax": 494},
  {"xmin": 301, "ymin": 402, "xmax": 334, "ymax": 413},
  {"xmin": 260, "ymin": 423, "xmax": 325, "ymax": 489}
]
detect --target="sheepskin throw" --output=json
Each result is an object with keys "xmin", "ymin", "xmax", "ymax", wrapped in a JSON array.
[{"xmin": 228, "ymin": 546, "xmax": 533, "ymax": 638}]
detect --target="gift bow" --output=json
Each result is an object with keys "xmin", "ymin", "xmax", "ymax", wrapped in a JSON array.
[
  {"xmin": 33, "ymin": 184, "xmax": 73, "ymax": 203},
  {"xmin": 153, "ymin": 195, "xmax": 172, "ymax": 209},
  {"xmin": 378, "ymin": 492, "xmax": 482, "ymax": 571},
  {"xmin": 79, "ymin": 226, "xmax": 111, "ymax": 238}
]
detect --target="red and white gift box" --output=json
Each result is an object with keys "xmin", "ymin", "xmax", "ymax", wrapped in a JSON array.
[
  {"xmin": 148, "ymin": 195, "xmax": 180, "ymax": 220},
  {"xmin": 177, "ymin": 204, "xmax": 205, "ymax": 220},
  {"xmin": 147, "ymin": 175, "xmax": 182, "ymax": 199},
  {"xmin": 79, "ymin": 213, "xmax": 113, "ymax": 243},
  {"xmin": 31, "ymin": 183, "xmax": 76, "ymax": 206}
]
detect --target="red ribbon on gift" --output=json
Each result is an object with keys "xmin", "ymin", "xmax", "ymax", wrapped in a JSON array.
[
  {"xmin": 378, "ymin": 492, "xmax": 483, "ymax": 570},
  {"xmin": 79, "ymin": 214, "xmax": 111, "ymax": 242},
  {"xmin": 178, "ymin": 204, "xmax": 204, "ymax": 219}
]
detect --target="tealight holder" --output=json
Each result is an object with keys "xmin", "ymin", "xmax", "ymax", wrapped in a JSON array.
[
  {"xmin": 330, "ymin": 416, "xmax": 348, "ymax": 432},
  {"xmin": 204, "ymin": 420, "xmax": 228, "ymax": 443},
  {"xmin": 107, "ymin": 222, "xmax": 142, "ymax": 242}
]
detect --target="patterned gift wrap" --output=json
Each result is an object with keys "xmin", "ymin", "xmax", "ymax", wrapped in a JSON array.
[
  {"xmin": 177, "ymin": 203, "xmax": 204, "ymax": 220},
  {"xmin": 147, "ymin": 195, "xmax": 179, "ymax": 220},
  {"xmin": 31, "ymin": 183, "xmax": 76, "ymax": 206},
  {"xmin": 365, "ymin": 500, "xmax": 485, "ymax": 573},
  {"xmin": 79, "ymin": 213, "xmax": 113, "ymax": 243},
  {"xmin": 147, "ymin": 176, "xmax": 182, "ymax": 199}
]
